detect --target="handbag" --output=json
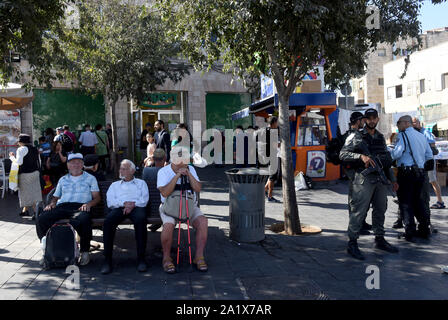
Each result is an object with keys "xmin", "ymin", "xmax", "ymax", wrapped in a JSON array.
[
  {"xmin": 8, "ymin": 161, "xmax": 19, "ymax": 191},
  {"xmin": 161, "ymin": 176, "xmax": 195, "ymax": 221}
]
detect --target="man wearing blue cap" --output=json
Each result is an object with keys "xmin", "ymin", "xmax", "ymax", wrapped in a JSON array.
[{"xmin": 340, "ymin": 108, "xmax": 399, "ymax": 260}]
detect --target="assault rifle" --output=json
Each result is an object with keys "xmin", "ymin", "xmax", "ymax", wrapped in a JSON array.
[{"xmin": 360, "ymin": 155, "xmax": 396, "ymax": 198}]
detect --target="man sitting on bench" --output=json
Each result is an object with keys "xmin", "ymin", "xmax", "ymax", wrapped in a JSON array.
[
  {"xmin": 157, "ymin": 147, "xmax": 208, "ymax": 274},
  {"xmin": 101, "ymin": 159, "xmax": 149, "ymax": 274},
  {"xmin": 38, "ymin": 153, "xmax": 101, "ymax": 266}
]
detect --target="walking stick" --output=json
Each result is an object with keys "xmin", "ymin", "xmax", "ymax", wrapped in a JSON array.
[
  {"xmin": 183, "ymin": 175, "xmax": 193, "ymax": 273},
  {"xmin": 176, "ymin": 176, "xmax": 183, "ymax": 272}
]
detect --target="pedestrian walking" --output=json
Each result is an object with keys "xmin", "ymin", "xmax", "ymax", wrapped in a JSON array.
[
  {"xmin": 9, "ymin": 134, "xmax": 42, "ymax": 218},
  {"xmin": 94, "ymin": 124, "xmax": 109, "ymax": 171},
  {"xmin": 412, "ymin": 117, "xmax": 445, "ymax": 209},
  {"xmin": 389, "ymin": 115, "xmax": 434, "ymax": 242},
  {"xmin": 339, "ymin": 108, "xmax": 399, "ymax": 260},
  {"xmin": 78, "ymin": 124, "xmax": 98, "ymax": 156}
]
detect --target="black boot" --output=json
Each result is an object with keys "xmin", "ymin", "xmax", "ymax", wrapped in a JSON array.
[
  {"xmin": 101, "ymin": 259, "xmax": 113, "ymax": 275},
  {"xmin": 392, "ymin": 218, "xmax": 403, "ymax": 229},
  {"xmin": 375, "ymin": 236, "xmax": 399, "ymax": 253},
  {"xmin": 362, "ymin": 221, "xmax": 372, "ymax": 230},
  {"xmin": 347, "ymin": 240, "xmax": 365, "ymax": 260}
]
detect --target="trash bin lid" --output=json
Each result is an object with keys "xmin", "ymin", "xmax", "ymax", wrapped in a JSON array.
[{"xmin": 225, "ymin": 167, "xmax": 269, "ymax": 183}]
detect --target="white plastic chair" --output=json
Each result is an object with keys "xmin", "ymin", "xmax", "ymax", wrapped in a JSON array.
[{"xmin": 0, "ymin": 159, "xmax": 9, "ymax": 198}]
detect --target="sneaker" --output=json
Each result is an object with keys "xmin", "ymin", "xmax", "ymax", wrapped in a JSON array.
[
  {"xmin": 79, "ymin": 252, "xmax": 90, "ymax": 266},
  {"xmin": 375, "ymin": 236, "xmax": 399, "ymax": 253},
  {"xmin": 442, "ymin": 266, "xmax": 448, "ymax": 274},
  {"xmin": 267, "ymin": 197, "xmax": 281, "ymax": 203},
  {"xmin": 347, "ymin": 240, "xmax": 365, "ymax": 260}
]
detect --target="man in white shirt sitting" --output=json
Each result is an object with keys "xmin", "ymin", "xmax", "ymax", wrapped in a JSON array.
[
  {"xmin": 157, "ymin": 147, "xmax": 208, "ymax": 274},
  {"xmin": 101, "ymin": 159, "xmax": 149, "ymax": 274}
]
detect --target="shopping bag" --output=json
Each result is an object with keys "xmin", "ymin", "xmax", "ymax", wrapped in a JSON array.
[
  {"xmin": 8, "ymin": 161, "xmax": 19, "ymax": 191},
  {"xmin": 294, "ymin": 171, "xmax": 308, "ymax": 191}
]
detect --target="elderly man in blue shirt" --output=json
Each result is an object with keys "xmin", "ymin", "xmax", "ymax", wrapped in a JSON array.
[
  {"xmin": 412, "ymin": 117, "xmax": 445, "ymax": 209},
  {"xmin": 389, "ymin": 115, "xmax": 433, "ymax": 241},
  {"xmin": 101, "ymin": 159, "xmax": 149, "ymax": 274},
  {"xmin": 37, "ymin": 153, "xmax": 101, "ymax": 266}
]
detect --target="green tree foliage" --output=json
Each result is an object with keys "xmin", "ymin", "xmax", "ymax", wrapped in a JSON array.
[
  {"xmin": 44, "ymin": 0, "xmax": 188, "ymax": 173},
  {"xmin": 157, "ymin": 0, "xmax": 446, "ymax": 234},
  {"xmin": 0, "ymin": 0, "xmax": 67, "ymax": 86}
]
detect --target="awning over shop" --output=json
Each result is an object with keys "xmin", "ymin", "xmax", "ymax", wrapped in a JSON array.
[
  {"xmin": 249, "ymin": 93, "xmax": 336, "ymax": 115},
  {"xmin": 0, "ymin": 83, "xmax": 34, "ymax": 110},
  {"xmin": 231, "ymin": 107, "xmax": 250, "ymax": 121},
  {"xmin": 437, "ymin": 118, "xmax": 448, "ymax": 130}
]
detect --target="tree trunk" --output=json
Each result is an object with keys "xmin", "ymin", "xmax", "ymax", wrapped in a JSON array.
[
  {"xmin": 108, "ymin": 97, "xmax": 119, "ymax": 178},
  {"xmin": 278, "ymin": 93, "xmax": 302, "ymax": 235}
]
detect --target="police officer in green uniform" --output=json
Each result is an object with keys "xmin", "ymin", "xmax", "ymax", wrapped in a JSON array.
[
  {"xmin": 341, "ymin": 111, "xmax": 372, "ymax": 235},
  {"xmin": 339, "ymin": 109, "xmax": 399, "ymax": 260}
]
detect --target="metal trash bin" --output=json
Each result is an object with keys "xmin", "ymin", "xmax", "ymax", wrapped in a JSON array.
[{"xmin": 225, "ymin": 168, "xmax": 269, "ymax": 243}]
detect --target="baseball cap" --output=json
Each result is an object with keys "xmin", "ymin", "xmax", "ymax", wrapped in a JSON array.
[
  {"xmin": 56, "ymin": 127, "xmax": 64, "ymax": 131},
  {"xmin": 350, "ymin": 111, "xmax": 364, "ymax": 123},
  {"xmin": 83, "ymin": 154, "xmax": 99, "ymax": 167},
  {"xmin": 67, "ymin": 153, "xmax": 83, "ymax": 162},
  {"xmin": 363, "ymin": 108, "xmax": 378, "ymax": 118}
]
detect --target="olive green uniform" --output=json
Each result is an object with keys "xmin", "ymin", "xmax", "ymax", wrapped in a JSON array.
[{"xmin": 339, "ymin": 129, "xmax": 396, "ymax": 241}]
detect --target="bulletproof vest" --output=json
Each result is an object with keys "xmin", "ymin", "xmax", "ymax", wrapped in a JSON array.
[{"xmin": 361, "ymin": 131, "xmax": 392, "ymax": 168}]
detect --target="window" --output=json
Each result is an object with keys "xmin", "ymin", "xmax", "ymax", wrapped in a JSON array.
[
  {"xmin": 378, "ymin": 49, "xmax": 386, "ymax": 57},
  {"xmin": 297, "ymin": 112, "xmax": 327, "ymax": 146},
  {"xmin": 420, "ymin": 79, "xmax": 425, "ymax": 93},
  {"xmin": 443, "ymin": 73, "xmax": 448, "ymax": 90},
  {"xmin": 395, "ymin": 85, "xmax": 403, "ymax": 98},
  {"xmin": 387, "ymin": 87, "xmax": 395, "ymax": 100},
  {"xmin": 378, "ymin": 78, "xmax": 384, "ymax": 86},
  {"xmin": 407, "ymin": 83, "xmax": 413, "ymax": 96}
]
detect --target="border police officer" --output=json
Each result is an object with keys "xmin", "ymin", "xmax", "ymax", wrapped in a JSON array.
[{"xmin": 340, "ymin": 108, "xmax": 399, "ymax": 260}]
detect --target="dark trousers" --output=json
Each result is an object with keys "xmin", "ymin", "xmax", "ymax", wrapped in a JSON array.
[
  {"xmin": 397, "ymin": 168, "xmax": 430, "ymax": 236},
  {"xmin": 37, "ymin": 202, "xmax": 92, "ymax": 252},
  {"xmin": 103, "ymin": 207, "xmax": 147, "ymax": 262},
  {"xmin": 81, "ymin": 146, "xmax": 95, "ymax": 156}
]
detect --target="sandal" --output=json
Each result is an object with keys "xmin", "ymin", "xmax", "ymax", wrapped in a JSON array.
[
  {"xmin": 193, "ymin": 256, "xmax": 208, "ymax": 272},
  {"xmin": 430, "ymin": 201, "xmax": 446, "ymax": 209},
  {"xmin": 162, "ymin": 258, "xmax": 176, "ymax": 274}
]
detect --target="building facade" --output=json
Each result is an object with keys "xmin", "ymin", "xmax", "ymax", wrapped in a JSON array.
[
  {"xmin": 350, "ymin": 27, "xmax": 448, "ymax": 112},
  {"xmin": 383, "ymin": 41, "xmax": 448, "ymax": 132}
]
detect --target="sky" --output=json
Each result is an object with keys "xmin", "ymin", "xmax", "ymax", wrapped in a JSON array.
[{"xmin": 419, "ymin": 0, "xmax": 448, "ymax": 32}]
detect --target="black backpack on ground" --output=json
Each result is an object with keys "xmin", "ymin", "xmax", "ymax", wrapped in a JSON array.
[
  {"xmin": 43, "ymin": 223, "xmax": 79, "ymax": 269},
  {"xmin": 60, "ymin": 133, "xmax": 74, "ymax": 153}
]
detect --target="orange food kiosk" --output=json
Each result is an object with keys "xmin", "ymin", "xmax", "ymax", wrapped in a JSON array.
[{"xmin": 248, "ymin": 92, "xmax": 339, "ymax": 181}]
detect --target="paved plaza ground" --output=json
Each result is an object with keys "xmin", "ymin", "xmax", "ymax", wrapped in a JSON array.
[{"xmin": 0, "ymin": 165, "xmax": 447, "ymax": 300}]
